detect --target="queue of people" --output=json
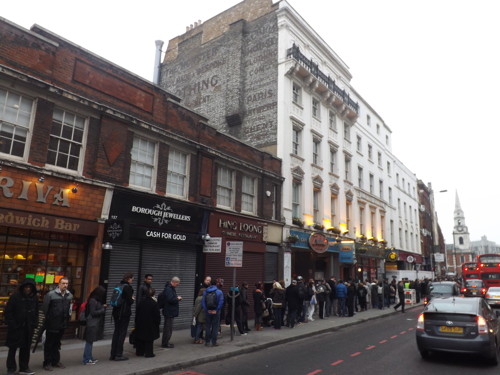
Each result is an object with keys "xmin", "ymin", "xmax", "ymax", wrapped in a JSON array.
[{"xmin": 4, "ymin": 273, "xmax": 428, "ymax": 374}]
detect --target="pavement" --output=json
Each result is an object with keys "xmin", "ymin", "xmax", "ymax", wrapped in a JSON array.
[{"xmin": 0, "ymin": 302, "xmax": 424, "ymax": 375}]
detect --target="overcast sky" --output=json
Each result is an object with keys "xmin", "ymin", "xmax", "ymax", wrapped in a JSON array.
[{"xmin": 3, "ymin": 0, "xmax": 499, "ymax": 244}]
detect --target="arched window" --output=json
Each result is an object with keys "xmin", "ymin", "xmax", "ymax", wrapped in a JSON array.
[{"xmin": 459, "ymin": 237, "xmax": 464, "ymax": 245}]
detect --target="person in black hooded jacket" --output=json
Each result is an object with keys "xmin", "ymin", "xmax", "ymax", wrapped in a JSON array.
[{"xmin": 5, "ymin": 278, "xmax": 38, "ymax": 375}]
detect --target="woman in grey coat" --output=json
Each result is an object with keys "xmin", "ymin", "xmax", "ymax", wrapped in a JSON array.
[{"xmin": 82, "ymin": 286, "xmax": 107, "ymax": 365}]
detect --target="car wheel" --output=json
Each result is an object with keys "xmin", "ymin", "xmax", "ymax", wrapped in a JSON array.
[
  {"xmin": 419, "ymin": 349, "xmax": 431, "ymax": 360},
  {"xmin": 487, "ymin": 341, "xmax": 499, "ymax": 366}
]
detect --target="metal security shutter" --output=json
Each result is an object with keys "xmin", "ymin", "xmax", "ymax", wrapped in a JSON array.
[
  {"xmin": 264, "ymin": 252, "xmax": 279, "ymax": 284},
  {"xmin": 141, "ymin": 242, "xmax": 197, "ymax": 329},
  {"xmin": 104, "ymin": 242, "xmax": 141, "ymax": 336}
]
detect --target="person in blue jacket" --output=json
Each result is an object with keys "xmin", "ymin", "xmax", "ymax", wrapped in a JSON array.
[
  {"xmin": 335, "ymin": 280, "xmax": 347, "ymax": 317},
  {"xmin": 202, "ymin": 280, "xmax": 224, "ymax": 347}
]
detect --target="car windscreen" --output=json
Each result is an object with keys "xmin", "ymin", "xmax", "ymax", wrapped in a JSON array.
[
  {"xmin": 465, "ymin": 280, "xmax": 483, "ymax": 287},
  {"xmin": 430, "ymin": 284, "xmax": 454, "ymax": 293},
  {"xmin": 427, "ymin": 301, "xmax": 477, "ymax": 314}
]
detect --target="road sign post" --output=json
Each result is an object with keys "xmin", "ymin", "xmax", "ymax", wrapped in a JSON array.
[{"xmin": 225, "ymin": 241, "xmax": 243, "ymax": 341}]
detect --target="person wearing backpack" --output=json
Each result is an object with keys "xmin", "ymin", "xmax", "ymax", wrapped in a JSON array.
[
  {"xmin": 160, "ymin": 276, "xmax": 182, "ymax": 348},
  {"xmin": 82, "ymin": 286, "xmax": 107, "ymax": 365},
  {"xmin": 110, "ymin": 273, "xmax": 134, "ymax": 361},
  {"xmin": 202, "ymin": 280, "xmax": 224, "ymax": 346}
]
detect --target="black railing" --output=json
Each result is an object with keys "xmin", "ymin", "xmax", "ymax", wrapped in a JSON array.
[{"xmin": 287, "ymin": 44, "xmax": 359, "ymax": 114}]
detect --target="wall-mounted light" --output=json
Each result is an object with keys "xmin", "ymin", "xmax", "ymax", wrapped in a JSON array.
[
  {"xmin": 38, "ymin": 176, "xmax": 45, "ymax": 183},
  {"xmin": 71, "ymin": 186, "xmax": 78, "ymax": 194},
  {"xmin": 201, "ymin": 234, "xmax": 211, "ymax": 241},
  {"xmin": 265, "ymin": 190, "xmax": 271, "ymax": 197},
  {"xmin": 102, "ymin": 242, "xmax": 113, "ymax": 250}
]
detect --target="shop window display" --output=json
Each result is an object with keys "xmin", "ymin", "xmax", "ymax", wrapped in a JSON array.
[{"xmin": 0, "ymin": 227, "xmax": 88, "ymax": 325}]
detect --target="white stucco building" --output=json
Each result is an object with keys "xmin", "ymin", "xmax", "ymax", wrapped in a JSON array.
[{"xmin": 159, "ymin": 0, "xmax": 421, "ymax": 282}]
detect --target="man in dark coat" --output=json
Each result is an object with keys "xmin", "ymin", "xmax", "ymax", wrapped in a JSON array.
[
  {"xmin": 240, "ymin": 282, "xmax": 251, "ymax": 332},
  {"xmin": 42, "ymin": 277, "xmax": 72, "ymax": 371},
  {"xmin": 110, "ymin": 272, "xmax": 134, "ymax": 361},
  {"xmin": 135, "ymin": 288, "xmax": 161, "ymax": 357},
  {"xmin": 285, "ymin": 280, "xmax": 300, "ymax": 328},
  {"xmin": 136, "ymin": 274, "xmax": 153, "ymax": 306},
  {"xmin": 5, "ymin": 278, "xmax": 38, "ymax": 375},
  {"xmin": 161, "ymin": 276, "xmax": 182, "ymax": 348},
  {"xmin": 393, "ymin": 280, "xmax": 406, "ymax": 313}
]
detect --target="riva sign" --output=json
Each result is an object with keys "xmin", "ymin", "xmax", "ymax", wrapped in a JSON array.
[{"xmin": 0, "ymin": 177, "xmax": 70, "ymax": 207}]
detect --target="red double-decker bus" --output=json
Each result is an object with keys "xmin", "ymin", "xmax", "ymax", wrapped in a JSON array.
[
  {"xmin": 462, "ymin": 262, "xmax": 479, "ymax": 281},
  {"xmin": 477, "ymin": 254, "xmax": 500, "ymax": 288}
]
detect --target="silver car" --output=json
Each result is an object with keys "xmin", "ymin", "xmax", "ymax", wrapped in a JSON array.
[
  {"xmin": 416, "ymin": 297, "xmax": 500, "ymax": 365},
  {"xmin": 486, "ymin": 287, "xmax": 500, "ymax": 306}
]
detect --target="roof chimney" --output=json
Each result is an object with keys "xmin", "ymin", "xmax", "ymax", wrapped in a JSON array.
[{"xmin": 153, "ymin": 40, "xmax": 164, "ymax": 85}]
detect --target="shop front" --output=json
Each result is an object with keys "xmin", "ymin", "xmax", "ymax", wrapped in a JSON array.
[
  {"xmin": 203, "ymin": 212, "xmax": 268, "ymax": 317},
  {"xmin": 102, "ymin": 189, "xmax": 206, "ymax": 334},
  {"xmin": 0, "ymin": 166, "xmax": 106, "ymax": 340},
  {"xmin": 289, "ymin": 230, "xmax": 355, "ymax": 282},
  {"xmin": 354, "ymin": 243, "xmax": 386, "ymax": 282}
]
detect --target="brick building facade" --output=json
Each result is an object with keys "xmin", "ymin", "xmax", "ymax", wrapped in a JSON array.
[{"xmin": 0, "ymin": 16, "xmax": 282, "ymax": 336}]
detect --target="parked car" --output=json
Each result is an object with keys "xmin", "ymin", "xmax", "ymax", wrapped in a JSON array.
[
  {"xmin": 461, "ymin": 279, "xmax": 487, "ymax": 297},
  {"xmin": 486, "ymin": 287, "xmax": 500, "ymax": 307},
  {"xmin": 423, "ymin": 281, "xmax": 461, "ymax": 305},
  {"xmin": 416, "ymin": 296, "xmax": 500, "ymax": 365}
]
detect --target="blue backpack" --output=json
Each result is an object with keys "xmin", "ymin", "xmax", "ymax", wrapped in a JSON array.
[{"xmin": 109, "ymin": 284, "xmax": 125, "ymax": 308}]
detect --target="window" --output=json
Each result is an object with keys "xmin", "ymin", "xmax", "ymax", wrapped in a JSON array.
[
  {"xmin": 409, "ymin": 205, "xmax": 413, "ymax": 222},
  {"xmin": 369, "ymin": 173, "xmax": 374, "ymax": 194},
  {"xmin": 346, "ymin": 201, "xmax": 352, "ymax": 232},
  {"xmin": 368, "ymin": 144, "xmax": 373, "ymax": 161},
  {"xmin": 329, "ymin": 147, "xmax": 337, "ymax": 173},
  {"xmin": 386, "ymin": 135, "xmax": 389, "ymax": 145},
  {"xmin": 129, "ymin": 135, "xmax": 156, "ymax": 189},
  {"xmin": 242, "ymin": 175, "xmax": 256, "ymax": 214},
  {"xmin": 376, "ymin": 123, "xmax": 380, "ymax": 134},
  {"xmin": 0, "ymin": 88, "xmax": 34, "ymax": 158},
  {"xmin": 344, "ymin": 155, "xmax": 351, "ymax": 181},
  {"xmin": 404, "ymin": 202, "xmax": 407, "ymax": 220},
  {"xmin": 359, "ymin": 206, "xmax": 365, "ymax": 234},
  {"xmin": 398, "ymin": 198, "xmax": 401, "ymax": 216},
  {"xmin": 331, "ymin": 195, "xmax": 337, "ymax": 226},
  {"xmin": 371, "ymin": 211, "xmax": 376, "ymax": 238},
  {"xmin": 343, "ymin": 122, "xmax": 351, "ymax": 142},
  {"xmin": 390, "ymin": 220, "xmax": 394, "ymax": 245},
  {"xmin": 399, "ymin": 228, "xmax": 402, "ymax": 247},
  {"xmin": 292, "ymin": 181, "xmax": 301, "ymax": 218},
  {"xmin": 402, "ymin": 178, "xmax": 405, "ymax": 189},
  {"xmin": 329, "ymin": 111, "xmax": 337, "ymax": 131},
  {"xmin": 216, "ymin": 166, "xmax": 234, "ymax": 208},
  {"xmin": 379, "ymin": 179, "xmax": 383, "ymax": 199},
  {"xmin": 167, "ymin": 149, "xmax": 188, "ymax": 198},
  {"xmin": 388, "ymin": 187, "xmax": 393, "ymax": 204},
  {"xmin": 367, "ymin": 115, "xmax": 371, "ymax": 127},
  {"xmin": 292, "ymin": 82, "xmax": 302, "ymax": 105},
  {"xmin": 358, "ymin": 166, "xmax": 363, "ymax": 189},
  {"xmin": 292, "ymin": 127, "xmax": 301, "ymax": 155},
  {"xmin": 47, "ymin": 108, "xmax": 86, "ymax": 171},
  {"xmin": 312, "ymin": 98, "xmax": 320, "ymax": 119},
  {"xmin": 312, "ymin": 137, "xmax": 321, "ymax": 165},
  {"xmin": 377, "ymin": 152, "xmax": 382, "ymax": 167},
  {"xmin": 313, "ymin": 189, "xmax": 321, "ymax": 224},
  {"xmin": 356, "ymin": 135, "xmax": 362, "ymax": 153},
  {"xmin": 396, "ymin": 173, "xmax": 400, "ymax": 186},
  {"xmin": 387, "ymin": 161, "xmax": 391, "ymax": 175},
  {"xmin": 381, "ymin": 214, "xmax": 385, "ymax": 240}
]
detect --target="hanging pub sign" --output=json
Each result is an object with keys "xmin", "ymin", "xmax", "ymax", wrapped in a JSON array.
[{"xmin": 309, "ymin": 232, "xmax": 329, "ymax": 254}]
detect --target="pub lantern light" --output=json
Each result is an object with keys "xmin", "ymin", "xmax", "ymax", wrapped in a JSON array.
[
  {"xmin": 38, "ymin": 176, "xmax": 45, "ymax": 183},
  {"xmin": 102, "ymin": 242, "xmax": 113, "ymax": 250}
]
